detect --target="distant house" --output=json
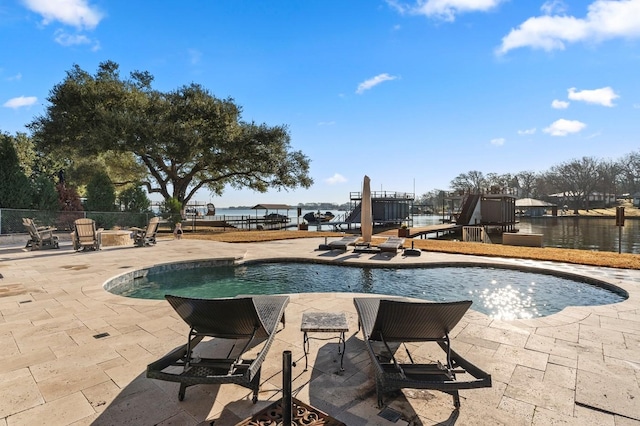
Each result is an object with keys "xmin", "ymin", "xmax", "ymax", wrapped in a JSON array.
[
  {"xmin": 548, "ymin": 192, "xmax": 616, "ymax": 210},
  {"xmin": 515, "ymin": 198, "xmax": 556, "ymax": 217}
]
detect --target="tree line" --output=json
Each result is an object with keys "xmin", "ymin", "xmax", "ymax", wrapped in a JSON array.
[{"xmin": 416, "ymin": 154, "xmax": 640, "ymax": 214}]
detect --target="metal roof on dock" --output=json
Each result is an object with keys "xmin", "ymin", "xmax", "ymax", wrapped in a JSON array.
[{"xmin": 250, "ymin": 204, "xmax": 292, "ymax": 210}]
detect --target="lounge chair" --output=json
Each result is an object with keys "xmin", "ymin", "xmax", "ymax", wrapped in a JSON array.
[
  {"xmin": 72, "ymin": 218, "xmax": 101, "ymax": 251},
  {"xmin": 147, "ymin": 294, "xmax": 289, "ymax": 403},
  {"xmin": 22, "ymin": 218, "xmax": 59, "ymax": 250},
  {"xmin": 378, "ymin": 237, "xmax": 405, "ymax": 253},
  {"xmin": 353, "ymin": 297, "xmax": 491, "ymax": 408},
  {"xmin": 131, "ymin": 216, "xmax": 160, "ymax": 247},
  {"xmin": 328, "ymin": 235, "xmax": 359, "ymax": 250}
]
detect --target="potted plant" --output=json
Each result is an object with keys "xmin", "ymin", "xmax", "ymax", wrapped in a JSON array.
[
  {"xmin": 298, "ymin": 220, "xmax": 309, "ymax": 231},
  {"xmin": 398, "ymin": 224, "xmax": 410, "ymax": 237}
]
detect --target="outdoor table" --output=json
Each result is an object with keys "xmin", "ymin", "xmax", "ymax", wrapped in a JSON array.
[{"xmin": 300, "ymin": 311, "xmax": 348, "ymax": 371}]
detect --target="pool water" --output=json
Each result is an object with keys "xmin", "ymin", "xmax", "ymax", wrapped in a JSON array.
[{"xmin": 111, "ymin": 262, "xmax": 626, "ymax": 320}]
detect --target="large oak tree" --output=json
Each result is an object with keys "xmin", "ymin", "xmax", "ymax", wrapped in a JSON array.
[{"xmin": 29, "ymin": 61, "xmax": 313, "ymax": 208}]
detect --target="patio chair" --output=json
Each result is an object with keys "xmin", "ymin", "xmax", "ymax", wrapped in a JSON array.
[
  {"xmin": 353, "ymin": 297, "xmax": 491, "ymax": 408},
  {"xmin": 328, "ymin": 235, "xmax": 360, "ymax": 250},
  {"xmin": 147, "ymin": 294, "xmax": 289, "ymax": 403},
  {"xmin": 378, "ymin": 237, "xmax": 405, "ymax": 253},
  {"xmin": 72, "ymin": 218, "xmax": 101, "ymax": 251},
  {"xmin": 131, "ymin": 216, "xmax": 160, "ymax": 247},
  {"xmin": 22, "ymin": 218, "xmax": 59, "ymax": 250}
]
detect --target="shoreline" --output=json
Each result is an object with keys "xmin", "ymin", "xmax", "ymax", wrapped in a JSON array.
[{"xmin": 182, "ymin": 229, "xmax": 640, "ymax": 270}]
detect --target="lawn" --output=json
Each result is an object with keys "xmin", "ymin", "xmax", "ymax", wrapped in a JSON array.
[{"xmin": 181, "ymin": 229, "xmax": 640, "ymax": 270}]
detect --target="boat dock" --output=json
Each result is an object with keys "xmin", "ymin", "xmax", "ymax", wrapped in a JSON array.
[
  {"xmin": 377, "ymin": 223, "xmax": 461, "ymax": 239},
  {"xmin": 408, "ymin": 223, "xmax": 461, "ymax": 238},
  {"xmin": 181, "ymin": 216, "xmax": 291, "ymax": 231}
]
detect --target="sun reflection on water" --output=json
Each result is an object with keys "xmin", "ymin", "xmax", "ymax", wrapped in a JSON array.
[{"xmin": 469, "ymin": 280, "xmax": 540, "ymax": 320}]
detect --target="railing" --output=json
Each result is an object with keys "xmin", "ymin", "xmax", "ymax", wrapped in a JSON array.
[
  {"xmin": 0, "ymin": 208, "xmax": 152, "ymax": 235},
  {"xmin": 350, "ymin": 191, "xmax": 415, "ymax": 200},
  {"xmin": 462, "ymin": 226, "xmax": 491, "ymax": 243},
  {"xmin": 332, "ymin": 211, "xmax": 349, "ymax": 222},
  {"xmin": 185, "ymin": 214, "xmax": 292, "ymax": 230}
]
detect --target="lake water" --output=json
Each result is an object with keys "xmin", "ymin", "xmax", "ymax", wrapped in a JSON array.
[
  {"xmin": 517, "ymin": 216, "xmax": 640, "ymax": 254},
  {"xmin": 194, "ymin": 209, "xmax": 638, "ymax": 254},
  {"xmin": 410, "ymin": 214, "xmax": 639, "ymax": 254}
]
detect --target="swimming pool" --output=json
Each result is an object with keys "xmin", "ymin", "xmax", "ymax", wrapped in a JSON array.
[{"xmin": 107, "ymin": 261, "xmax": 627, "ymax": 320}]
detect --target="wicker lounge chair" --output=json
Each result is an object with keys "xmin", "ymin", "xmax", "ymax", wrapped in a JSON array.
[
  {"xmin": 147, "ymin": 294, "xmax": 289, "ymax": 403},
  {"xmin": 72, "ymin": 218, "xmax": 101, "ymax": 251},
  {"xmin": 378, "ymin": 237, "xmax": 405, "ymax": 253},
  {"xmin": 22, "ymin": 218, "xmax": 59, "ymax": 250},
  {"xmin": 353, "ymin": 297, "xmax": 491, "ymax": 408},
  {"xmin": 328, "ymin": 235, "xmax": 359, "ymax": 250},
  {"xmin": 131, "ymin": 216, "xmax": 159, "ymax": 247}
]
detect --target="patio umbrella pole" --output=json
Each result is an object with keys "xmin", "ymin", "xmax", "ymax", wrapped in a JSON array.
[{"xmin": 283, "ymin": 350, "xmax": 292, "ymax": 425}]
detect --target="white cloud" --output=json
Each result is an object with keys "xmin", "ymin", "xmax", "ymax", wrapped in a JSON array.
[
  {"xmin": 543, "ymin": 118, "xmax": 586, "ymax": 136},
  {"xmin": 3, "ymin": 96, "xmax": 38, "ymax": 109},
  {"xmin": 22, "ymin": 0, "xmax": 103, "ymax": 30},
  {"xmin": 568, "ymin": 86, "xmax": 619, "ymax": 106},
  {"xmin": 497, "ymin": 0, "xmax": 640, "ymax": 55},
  {"xmin": 53, "ymin": 29, "xmax": 100, "ymax": 50},
  {"xmin": 325, "ymin": 173, "xmax": 347, "ymax": 185},
  {"xmin": 54, "ymin": 30, "xmax": 89, "ymax": 45},
  {"xmin": 317, "ymin": 121, "xmax": 336, "ymax": 126},
  {"xmin": 388, "ymin": 0, "xmax": 506, "ymax": 22},
  {"xmin": 490, "ymin": 137, "xmax": 505, "ymax": 146},
  {"xmin": 7, "ymin": 73, "xmax": 22, "ymax": 81},
  {"xmin": 518, "ymin": 128, "xmax": 536, "ymax": 135},
  {"xmin": 356, "ymin": 73, "xmax": 398, "ymax": 94},
  {"xmin": 552, "ymin": 99, "xmax": 570, "ymax": 109},
  {"xmin": 541, "ymin": 0, "xmax": 567, "ymax": 15}
]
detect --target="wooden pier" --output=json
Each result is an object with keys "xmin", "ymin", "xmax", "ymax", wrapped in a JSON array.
[
  {"xmin": 408, "ymin": 224, "xmax": 461, "ymax": 238},
  {"xmin": 378, "ymin": 223, "xmax": 461, "ymax": 239}
]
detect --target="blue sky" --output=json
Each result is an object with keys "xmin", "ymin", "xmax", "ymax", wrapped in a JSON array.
[{"xmin": 1, "ymin": 0, "xmax": 639, "ymax": 207}]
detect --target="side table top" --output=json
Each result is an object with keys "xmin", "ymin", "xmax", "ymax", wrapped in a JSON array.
[{"xmin": 301, "ymin": 312, "xmax": 348, "ymax": 332}]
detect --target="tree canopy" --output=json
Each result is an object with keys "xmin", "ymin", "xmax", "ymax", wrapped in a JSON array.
[
  {"xmin": 0, "ymin": 134, "xmax": 32, "ymax": 208},
  {"xmin": 29, "ymin": 61, "xmax": 313, "ymax": 208},
  {"xmin": 85, "ymin": 171, "xmax": 116, "ymax": 212}
]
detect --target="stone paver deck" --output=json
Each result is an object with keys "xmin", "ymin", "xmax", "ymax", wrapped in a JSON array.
[{"xmin": 0, "ymin": 237, "xmax": 639, "ymax": 425}]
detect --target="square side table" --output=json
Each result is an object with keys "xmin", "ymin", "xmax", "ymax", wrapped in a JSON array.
[{"xmin": 300, "ymin": 312, "xmax": 348, "ymax": 371}]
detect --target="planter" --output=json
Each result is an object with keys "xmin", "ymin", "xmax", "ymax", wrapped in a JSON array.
[
  {"xmin": 298, "ymin": 223, "xmax": 309, "ymax": 231},
  {"xmin": 398, "ymin": 228, "xmax": 410, "ymax": 237}
]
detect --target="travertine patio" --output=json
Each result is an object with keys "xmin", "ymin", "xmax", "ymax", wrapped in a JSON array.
[{"xmin": 0, "ymin": 237, "xmax": 638, "ymax": 425}]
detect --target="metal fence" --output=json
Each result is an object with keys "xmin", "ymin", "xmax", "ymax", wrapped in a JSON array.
[{"xmin": 0, "ymin": 208, "xmax": 154, "ymax": 235}]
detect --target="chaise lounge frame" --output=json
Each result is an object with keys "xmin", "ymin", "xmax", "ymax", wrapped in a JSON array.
[
  {"xmin": 147, "ymin": 294, "xmax": 289, "ymax": 403},
  {"xmin": 353, "ymin": 297, "xmax": 491, "ymax": 408},
  {"xmin": 328, "ymin": 235, "xmax": 360, "ymax": 251},
  {"xmin": 378, "ymin": 237, "xmax": 405, "ymax": 253}
]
